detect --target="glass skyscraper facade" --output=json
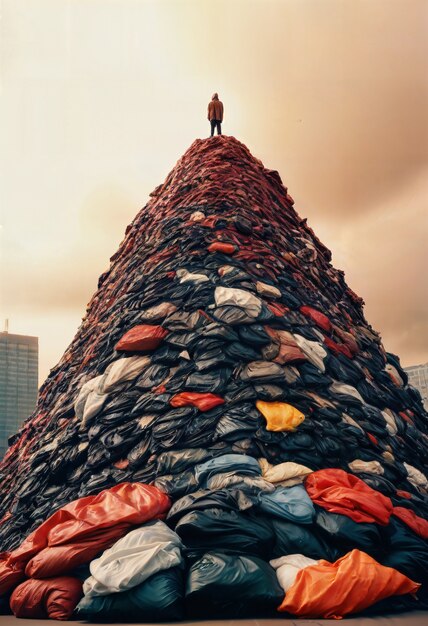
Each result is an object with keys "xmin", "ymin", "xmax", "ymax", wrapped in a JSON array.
[
  {"xmin": 0, "ymin": 332, "xmax": 39, "ymax": 459},
  {"xmin": 404, "ymin": 362, "xmax": 428, "ymax": 411}
]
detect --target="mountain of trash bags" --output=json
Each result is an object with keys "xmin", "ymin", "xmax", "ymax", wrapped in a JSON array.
[{"xmin": 1, "ymin": 135, "xmax": 427, "ymax": 620}]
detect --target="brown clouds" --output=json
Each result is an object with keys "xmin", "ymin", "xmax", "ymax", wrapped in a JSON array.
[{"xmin": 315, "ymin": 171, "xmax": 428, "ymax": 367}]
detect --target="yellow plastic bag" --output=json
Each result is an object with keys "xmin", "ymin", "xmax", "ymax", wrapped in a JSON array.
[{"xmin": 256, "ymin": 401, "xmax": 304, "ymax": 431}]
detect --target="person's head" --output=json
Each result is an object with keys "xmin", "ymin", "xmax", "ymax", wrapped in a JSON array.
[{"xmin": 212, "ymin": 93, "xmax": 219, "ymax": 100}]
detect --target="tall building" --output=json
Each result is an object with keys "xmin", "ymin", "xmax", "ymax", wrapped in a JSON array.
[
  {"xmin": 404, "ymin": 362, "xmax": 428, "ymax": 411},
  {"xmin": 0, "ymin": 331, "xmax": 39, "ymax": 459}
]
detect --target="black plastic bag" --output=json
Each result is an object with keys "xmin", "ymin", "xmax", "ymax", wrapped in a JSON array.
[
  {"xmin": 271, "ymin": 518, "xmax": 340, "ymax": 561},
  {"xmin": 174, "ymin": 508, "xmax": 274, "ymax": 560},
  {"xmin": 380, "ymin": 517, "xmax": 428, "ymax": 584},
  {"xmin": 185, "ymin": 551, "xmax": 283, "ymax": 618},
  {"xmin": 77, "ymin": 566, "xmax": 185, "ymax": 622},
  {"xmin": 315, "ymin": 508, "xmax": 385, "ymax": 559}
]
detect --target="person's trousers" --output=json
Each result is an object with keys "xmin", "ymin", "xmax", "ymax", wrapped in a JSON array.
[{"xmin": 210, "ymin": 120, "xmax": 222, "ymax": 136}]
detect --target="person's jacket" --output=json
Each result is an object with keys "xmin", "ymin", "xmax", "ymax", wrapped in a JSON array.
[{"xmin": 208, "ymin": 96, "xmax": 223, "ymax": 122}]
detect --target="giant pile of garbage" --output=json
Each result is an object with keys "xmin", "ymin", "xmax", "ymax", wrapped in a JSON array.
[{"xmin": 0, "ymin": 135, "xmax": 427, "ymax": 620}]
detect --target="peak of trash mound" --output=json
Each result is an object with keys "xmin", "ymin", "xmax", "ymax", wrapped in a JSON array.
[{"xmin": 0, "ymin": 136, "xmax": 427, "ymax": 620}]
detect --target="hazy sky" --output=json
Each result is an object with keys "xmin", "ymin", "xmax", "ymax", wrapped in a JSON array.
[{"xmin": 1, "ymin": 0, "xmax": 427, "ymax": 385}]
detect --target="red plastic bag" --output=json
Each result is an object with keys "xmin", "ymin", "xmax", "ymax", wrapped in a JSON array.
[
  {"xmin": 333, "ymin": 325, "xmax": 360, "ymax": 355},
  {"xmin": 170, "ymin": 392, "xmax": 225, "ymax": 411},
  {"xmin": 300, "ymin": 306, "xmax": 332, "ymax": 332},
  {"xmin": 0, "ymin": 483, "xmax": 170, "ymax": 593},
  {"xmin": 367, "ymin": 432, "xmax": 378, "ymax": 446},
  {"xmin": 267, "ymin": 302, "xmax": 290, "ymax": 317},
  {"xmin": 278, "ymin": 549, "xmax": 420, "ymax": 619},
  {"xmin": 0, "ymin": 556, "xmax": 24, "ymax": 597},
  {"xmin": 10, "ymin": 577, "xmax": 83, "ymax": 620},
  {"xmin": 115, "ymin": 325, "xmax": 168, "ymax": 352},
  {"xmin": 26, "ymin": 522, "xmax": 130, "ymax": 578},
  {"xmin": 393, "ymin": 506, "xmax": 428, "ymax": 540},
  {"xmin": 305, "ymin": 468, "xmax": 393, "ymax": 525},
  {"xmin": 323, "ymin": 336, "xmax": 353, "ymax": 358},
  {"xmin": 265, "ymin": 327, "xmax": 306, "ymax": 364}
]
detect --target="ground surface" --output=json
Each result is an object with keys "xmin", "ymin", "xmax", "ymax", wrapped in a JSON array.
[{"xmin": 2, "ymin": 614, "xmax": 428, "ymax": 625}]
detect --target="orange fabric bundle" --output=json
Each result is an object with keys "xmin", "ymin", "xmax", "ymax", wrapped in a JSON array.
[
  {"xmin": 0, "ymin": 483, "xmax": 170, "ymax": 593},
  {"xmin": 278, "ymin": 549, "xmax": 420, "ymax": 619},
  {"xmin": 393, "ymin": 506, "xmax": 428, "ymax": 540},
  {"xmin": 305, "ymin": 468, "xmax": 393, "ymax": 525},
  {"xmin": 170, "ymin": 392, "xmax": 225, "ymax": 412},
  {"xmin": 10, "ymin": 577, "xmax": 83, "ymax": 620},
  {"xmin": 115, "ymin": 325, "xmax": 168, "ymax": 352}
]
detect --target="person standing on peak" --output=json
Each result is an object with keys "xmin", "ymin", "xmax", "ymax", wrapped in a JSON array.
[{"xmin": 207, "ymin": 93, "xmax": 223, "ymax": 137}]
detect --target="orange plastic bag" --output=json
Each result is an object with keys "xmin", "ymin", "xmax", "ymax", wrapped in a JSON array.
[
  {"xmin": 170, "ymin": 392, "xmax": 225, "ymax": 411},
  {"xmin": 11, "ymin": 576, "xmax": 83, "ymax": 620},
  {"xmin": 207, "ymin": 241, "xmax": 236, "ymax": 254},
  {"xmin": 115, "ymin": 324, "xmax": 168, "ymax": 352},
  {"xmin": 0, "ymin": 483, "xmax": 170, "ymax": 593},
  {"xmin": 278, "ymin": 549, "xmax": 420, "ymax": 619},
  {"xmin": 256, "ymin": 400, "xmax": 305, "ymax": 431},
  {"xmin": 305, "ymin": 468, "xmax": 393, "ymax": 525}
]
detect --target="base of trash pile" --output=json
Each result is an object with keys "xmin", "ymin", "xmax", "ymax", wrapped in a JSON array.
[{"xmin": 2, "ymin": 613, "xmax": 428, "ymax": 626}]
